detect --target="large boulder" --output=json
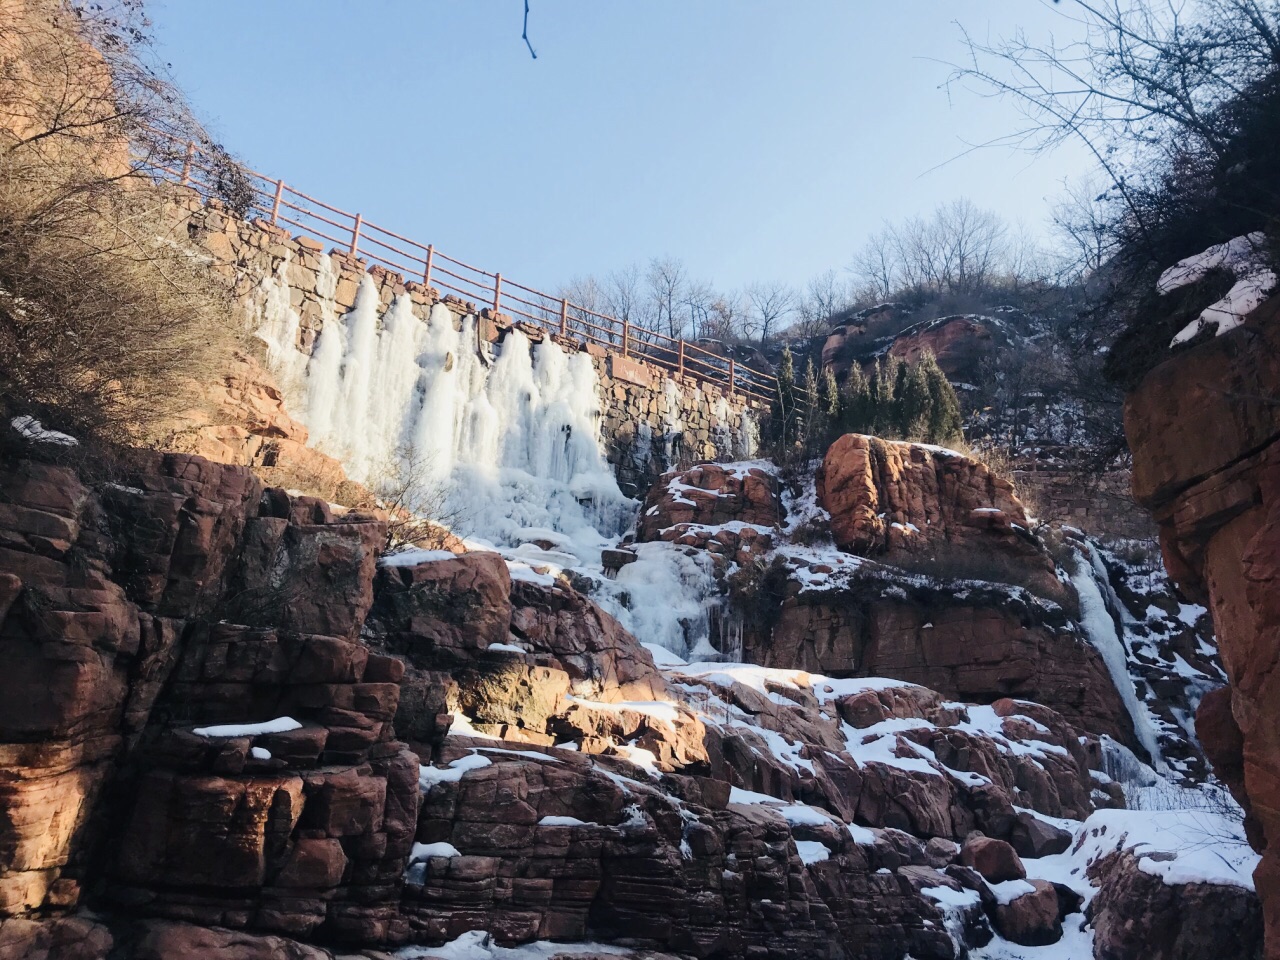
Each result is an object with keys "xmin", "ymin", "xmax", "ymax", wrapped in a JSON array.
[
  {"xmin": 1088, "ymin": 850, "xmax": 1263, "ymax": 960},
  {"xmin": 816, "ymin": 435, "xmax": 1060, "ymax": 599}
]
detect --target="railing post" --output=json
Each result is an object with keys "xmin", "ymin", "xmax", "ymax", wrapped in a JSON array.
[
  {"xmin": 677, "ymin": 339, "xmax": 685, "ymax": 379},
  {"xmin": 559, "ymin": 298, "xmax": 569, "ymax": 337},
  {"xmin": 493, "ymin": 273, "xmax": 503, "ymax": 315},
  {"xmin": 621, "ymin": 318, "xmax": 629, "ymax": 356},
  {"xmin": 728, "ymin": 358, "xmax": 735, "ymax": 397},
  {"xmin": 349, "ymin": 213, "xmax": 363, "ymax": 256},
  {"xmin": 179, "ymin": 141, "xmax": 194, "ymax": 185},
  {"xmin": 424, "ymin": 244, "xmax": 434, "ymax": 287},
  {"xmin": 270, "ymin": 179, "xmax": 284, "ymax": 224}
]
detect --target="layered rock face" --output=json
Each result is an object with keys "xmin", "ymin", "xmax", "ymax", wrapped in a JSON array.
[
  {"xmin": 1124, "ymin": 290, "xmax": 1280, "ymax": 955},
  {"xmin": 637, "ymin": 437, "xmax": 1141, "ymax": 749},
  {"xmin": 0, "ymin": 446, "xmax": 1166, "ymax": 959}
]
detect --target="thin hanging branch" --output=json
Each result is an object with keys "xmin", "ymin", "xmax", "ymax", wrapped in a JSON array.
[{"xmin": 523, "ymin": 0, "xmax": 537, "ymax": 59}]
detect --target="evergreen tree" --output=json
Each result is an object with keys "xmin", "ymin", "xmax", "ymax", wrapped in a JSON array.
[
  {"xmin": 875, "ymin": 355, "xmax": 901, "ymax": 435},
  {"xmin": 919, "ymin": 351, "xmax": 964, "ymax": 445},
  {"xmin": 819, "ymin": 367, "xmax": 840, "ymax": 422},
  {"xmin": 899, "ymin": 359, "xmax": 932, "ymax": 440},
  {"xmin": 839, "ymin": 361, "xmax": 869, "ymax": 436},
  {"xmin": 801, "ymin": 357, "xmax": 820, "ymax": 447},
  {"xmin": 770, "ymin": 345, "xmax": 797, "ymax": 455}
]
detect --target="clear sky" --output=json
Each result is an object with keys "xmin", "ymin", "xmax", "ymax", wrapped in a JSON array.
[{"xmin": 147, "ymin": 1, "xmax": 1094, "ymax": 295}]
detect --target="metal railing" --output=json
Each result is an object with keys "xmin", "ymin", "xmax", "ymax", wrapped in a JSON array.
[{"xmin": 145, "ymin": 132, "xmax": 778, "ymax": 405}]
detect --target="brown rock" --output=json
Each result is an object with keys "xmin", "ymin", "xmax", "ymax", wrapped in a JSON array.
[
  {"xmin": 1088, "ymin": 850, "xmax": 1263, "ymax": 960},
  {"xmin": 960, "ymin": 836, "xmax": 1025, "ymax": 883},
  {"xmin": 992, "ymin": 879, "xmax": 1062, "ymax": 947}
]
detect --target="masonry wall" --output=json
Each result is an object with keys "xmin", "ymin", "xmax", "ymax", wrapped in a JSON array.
[
  {"xmin": 176, "ymin": 192, "xmax": 765, "ymax": 498},
  {"xmin": 1012, "ymin": 460, "xmax": 1155, "ymax": 542}
]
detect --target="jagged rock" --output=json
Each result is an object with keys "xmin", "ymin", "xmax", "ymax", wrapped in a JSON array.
[
  {"xmin": 815, "ymin": 434, "xmax": 1062, "ymax": 599},
  {"xmin": 636, "ymin": 462, "xmax": 780, "ymax": 566},
  {"xmin": 132, "ymin": 920, "xmax": 336, "ymax": 959},
  {"xmin": 1009, "ymin": 811, "xmax": 1072, "ymax": 859},
  {"xmin": 1088, "ymin": 850, "xmax": 1264, "ymax": 960},
  {"xmin": 960, "ymin": 837, "xmax": 1025, "ymax": 883},
  {"xmin": 0, "ymin": 916, "xmax": 112, "ymax": 960}
]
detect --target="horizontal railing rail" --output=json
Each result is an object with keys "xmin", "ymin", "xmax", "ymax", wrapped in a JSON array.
[{"xmin": 144, "ymin": 130, "xmax": 778, "ymax": 405}]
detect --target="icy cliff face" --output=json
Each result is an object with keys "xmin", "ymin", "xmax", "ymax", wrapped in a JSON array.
[{"xmin": 257, "ymin": 269, "xmax": 633, "ymax": 566}]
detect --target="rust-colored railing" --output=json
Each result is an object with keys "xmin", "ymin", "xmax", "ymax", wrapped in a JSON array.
[{"xmin": 145, "ymin": 132, "xmax": 778, "ymax": 404}]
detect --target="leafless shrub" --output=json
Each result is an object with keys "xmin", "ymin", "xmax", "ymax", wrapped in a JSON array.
[
  {"xmin": 361, "ymin": 444, "xmax": 466, "ymax": 553},
  {"xmin": 0, "ymin": 0, "xmax": 247, "ymax": 450}
]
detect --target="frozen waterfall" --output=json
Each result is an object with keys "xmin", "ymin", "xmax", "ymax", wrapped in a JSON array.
[{"xmin": 254, "ymin": 261, "xmax": 736, "ymax": 659}]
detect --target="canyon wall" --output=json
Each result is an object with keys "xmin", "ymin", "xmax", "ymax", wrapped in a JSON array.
[{"xmin": 1124, "ymin": 291, "xmax": 1280, "ymax": 955}]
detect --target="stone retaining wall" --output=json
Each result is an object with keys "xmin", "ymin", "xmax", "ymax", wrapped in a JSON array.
[
  {"xmin": 1012, "ymin": 459, "xmax": 1154, "ymax": 542},
  {"xmin": 177, "ymin": 192, "xmax": 765, "ymax": 497}
]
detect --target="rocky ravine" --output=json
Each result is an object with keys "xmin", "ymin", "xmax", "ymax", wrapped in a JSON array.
[{"xmin": 0, "ymin": 424, "xmax": 1256, "ymax": 959}]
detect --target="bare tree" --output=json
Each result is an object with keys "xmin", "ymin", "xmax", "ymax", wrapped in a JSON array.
[
  {"xmin": 745, "ymin": 281, "xmax": 797, "ymax": 344},
  {"xmin": 0, "ymin": 0, "xmax": 247, "ymax": 448},
  {"xmin": 702, "ymin": 291, "xmax": 748, "ymax": 341},
  {"xmin": 948, "ymin": 0, "xmax": 1280, "ymax": 242},
  {"xmin": 793, "ymin": 269, "xmax": 850, "ymax": 337},
  {"xmin": 646, "ymin": 255, "xmax": 688, "ymax": 339},
  {"xmin": 851, "ymin": 225, "xmax": 900, "ymax": 302}
]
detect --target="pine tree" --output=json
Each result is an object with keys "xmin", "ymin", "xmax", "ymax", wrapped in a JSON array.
[
  {"xmin": 839, "ymin": 362, "xmax": 869, "ymax": 436},
  {"xmin": 919, "ymin": 351, "xmax": 964, "ymax": 445},
  {"xmin": 899, "ymin": 360, "xmax": 932, "ymax": 440},
  {"xmin": 770, "ymin": 345, "xmax": 797, "ymax": 455},
  {"xmin": 819, "ymin": 367, "xmax": 840, "ymax": 421},
  {"xmin": 801, "ymin": 357, "xmax": 820, "ymax": 447},
  {"xmin": 876, "ymin": 355, "xmax": 901, "ymax": 435}
]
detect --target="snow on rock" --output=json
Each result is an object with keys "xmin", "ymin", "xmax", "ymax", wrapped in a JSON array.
[
  {"xmin": 396, "ymin": 931, "xmax": 631, "ymax": 958},
  {"xmin": 793, "ymin": 839, "xmax": 831, "ymax": 864},
  {"xmin": 1158, "ymin": 232, "xmax": 1278, "ymax": 345},
  {"xmin": 418, "ymin": 753, "xmax": 493, "ymax": 792},
  {"xmin": 191, "ymin": 717, "xmax": 301, "ymax": 738},
  {"xmin": 408, "ymin": 841, "xmax": 461, "ymax": 862},
  {"xmin": 10, "ymin": 416, "xmax": 78, "ymax": 446}
]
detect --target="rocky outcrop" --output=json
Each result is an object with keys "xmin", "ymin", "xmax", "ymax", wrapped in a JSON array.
[
  {"xmin": 1088, "ymin": 850, "xmax": 1263, "ymax": 960},
  {"xmin": 635, "ymin": 461, "xmax": 781, "ymax": 566},
  {"xmin": 1123, "ymin": 287, "xmax": 1280, "ymax": 954},
  {"xmin": 0, "ymin": 447, "xmax": 1118, "ymax": 958},
  {"xmin": 750, "ymin": 574, "xmax": 1139, "ymax": 748},
  {"xmin": 162, "ymin": 351, "xmax": 356, "ymax": 504},
  {"xmin": 815, "ymin": 434, "xmax": 1061, "ymax": 601}
]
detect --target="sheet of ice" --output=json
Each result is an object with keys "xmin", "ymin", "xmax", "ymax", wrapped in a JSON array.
[
  {"xmin": 256, "ymin": 274, "xmax": 633, "ymax": 568},
  {"xmin": 192, "ymin": 717, "xmax": 301, "ymax": 737},
  {"xmin": 1069, "ymin": 545, "xmax": 1164, "ymax": 770}
]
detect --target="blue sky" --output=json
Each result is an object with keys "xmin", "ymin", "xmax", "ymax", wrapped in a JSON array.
[{"xmin": 148, "ymin": 1, "xmax": 1094, "ymax": 295}]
